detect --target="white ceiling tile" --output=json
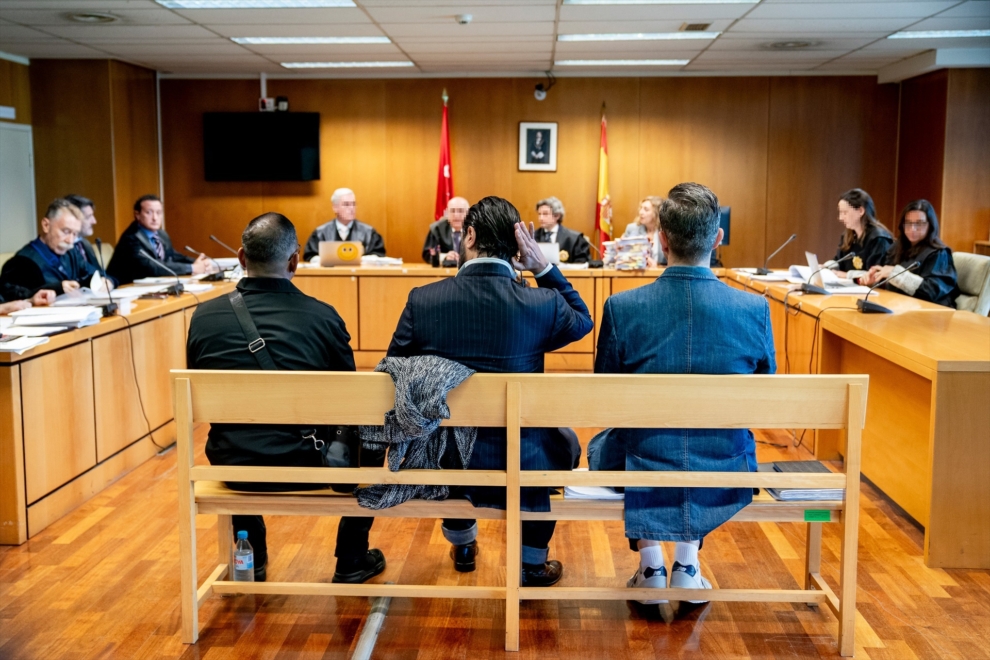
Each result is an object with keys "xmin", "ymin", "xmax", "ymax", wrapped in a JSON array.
[
  {"xmin": 693, "ymin": 49, "xmax": 849, "ymax": 62},
  {"xmin": 707, "ymin": 36, "xmax": 878, "ymax": 50},
  {"xmin": 934, "ymin": 1, "xmax": 990, "ymax": 18},
  {"xmin": 0, "ymin": 22, "xmax": 58, "ymax": 41},
  {"xmin": 559, "ymin": 4, "xmax": 753, "ymax": 22},
  {"xmin": 381, "ymin": 22, "xmax": 553, "ymax": 37},
  {"xmin": 2, "ymin": 42, "xmax": 112, "ymax": 57},
  {"xmin": 554, "ymin": 41, "xmax": 705, "ymax": 55},
  {"xmin": 241, "ymin": 43, "xmax": 402, "ymax": 56},
  {"xmin": 0, "ymin": 1, "xmax": 160, "ymax": 9},
  {"xmin": 363, "ymin": 4, "xmax": 555, "ymax": 23},
  {"xmin": 41, "ymin": 24, "xmax": 216, "ymax": 39},
  {"xmin": 747, "ymin": 2, "xmax": 959, "ymax": 19},
  {"xmin": 100, "ymin": 42, "xmax": 250, "ymax": 55},
  {"xmin": 731, "ymin": 17, "xmax": 921, "ymax": 32},
  {"xmin": 905, "ymin": 15, "xmax": 990, "ymax": 30},
  {"xmin": 169, "ymin": 7, "xmax": 370, "ymax": 24},
  {"xmin": 207, "ymin": 23, "xmax": 386, "ymax": 37},
  {"xmin": 401, "ymin": 41, "xmax": 550, "ymax": 53},
  {"xmin": 862, "ymin": 35, "xmax": 990, "ymax": 49},
  {"xmin": 558, "ymin": 19, "xmax": 734, "ymax": 33},
  {"xmin": 0, "ymin": 8, "xmax": 193, "ymax": 25}
]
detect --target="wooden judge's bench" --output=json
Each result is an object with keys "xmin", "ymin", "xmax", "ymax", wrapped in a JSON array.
[{"xmin": 2, "ymin": 265, "xmax": 987, "ymax": 569}]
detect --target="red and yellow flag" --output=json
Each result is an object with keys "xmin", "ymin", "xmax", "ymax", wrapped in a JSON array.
[
  {"xmin": 594, "ymin": 112, "xmax": 612, "ymax": 250},
  {"xmin": 434, "ymin": 90, "xmax": 454, "ymax": 221}
]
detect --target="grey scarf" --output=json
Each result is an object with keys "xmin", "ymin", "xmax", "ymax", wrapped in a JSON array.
[{"xmin": 357, "ymin": 355, "xmax": 477, "ymax": 509}]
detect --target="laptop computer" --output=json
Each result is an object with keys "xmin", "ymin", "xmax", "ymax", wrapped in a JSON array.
[{"xmin": 319, "ymin": 241, "xmax": 364, "ymax": 267}]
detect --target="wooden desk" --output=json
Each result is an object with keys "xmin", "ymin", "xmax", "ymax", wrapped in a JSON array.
[
  {"xmin": 975, "ymin": 240, "xmax": 990, "ymax": 256},
  {"xmin": 0, "ymin": 283, "xmax": 234, "ymax": 544},
  {"xmin": 725, "ymin": 270, "xmax": 990, "ymax": 568}
]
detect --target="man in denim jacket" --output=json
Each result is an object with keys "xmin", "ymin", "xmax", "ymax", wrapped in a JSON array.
[{"xmin": 592, "ymin": 182, "xmax": 776, "ymax": 604}]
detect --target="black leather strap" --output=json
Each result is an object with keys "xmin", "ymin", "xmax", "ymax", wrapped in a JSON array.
[{"xmin": 227, "ymin": 290, "xmax": 277, "ymax": 370}]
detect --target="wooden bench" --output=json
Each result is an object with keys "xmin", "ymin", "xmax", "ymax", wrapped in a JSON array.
[{"xmin": 174, "ymin": 371, "xmax": 867, "ymax": 656}]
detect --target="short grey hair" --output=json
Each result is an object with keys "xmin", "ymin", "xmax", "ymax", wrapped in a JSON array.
[
  {"xmin": 536, "ymin": 196, "xmax": 565, "ymax": 223},
  {"xmin": 46, "ymin": 198, "xmax": 83, "ymax": 222},
  {"xmin": 242, "ymin": 212, "xmax": 298, "ymax": 268},
  {"xmin": 331, "ymin": 187, "xmax": 354, "ymax": 206},
  {"xmin": 659, "ymin": 183, "xmax": 720, "ymax": 262}
]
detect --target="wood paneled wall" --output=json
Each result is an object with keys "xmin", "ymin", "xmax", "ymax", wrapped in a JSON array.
[
  {"xmin": 942, "ymin": 69, "xmax": 990, "ymax": 249},
  {"xmin": 895, "ymin": 70, "xmax": 947, "ymax": 221},
  {"xmin": 0, "ymin": 59, "xmax": 31, "ymax": 126},
  {"xmin": 29, "ymin": 59, "xmax": 158, "ymax": 243},
  {"xmin": 161, "ymin": 76, "xmax": 901, "ymax": 267}
]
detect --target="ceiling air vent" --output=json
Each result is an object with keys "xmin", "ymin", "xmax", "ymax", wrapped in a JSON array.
[
  {"xmin": 680, "ymin": 23, "xmax": 712, "ymax": 32},
  {"xmin": 65, "ymin": 12, "xmax": 119, "ymax": 23},
  {"xmin": 765, "ymin": 41, "xmax": 818, "ymax": 50}
]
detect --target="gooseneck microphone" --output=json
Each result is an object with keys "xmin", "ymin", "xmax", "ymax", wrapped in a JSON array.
[
  {"xmin": 582, "ymin": 234, "xmax": 604, "ymax": 268},
  {"xmin": 209, "ymin": 234, "xmax": 239, "ymax": 257},
  {"xmin": 800, "ymin": 252, "xmax": 856, "ymax": 295},
  {"xmin": 856, "ymin": 262, "xmax": 921, "ymax": 314},
  {"xmin": 184, "ymin": 245, "xmax": 225, "ymax": 281},
  {"xmin": 139, "ymin": 249, "xmax": 185, "ymax": 296},
  {"xmin": 93, "ymin": 238, "xmax": 118, "ymax": 317},
  {"xmin": 756, "ymin": 233, "xmax": 797, "ymax": 275}
]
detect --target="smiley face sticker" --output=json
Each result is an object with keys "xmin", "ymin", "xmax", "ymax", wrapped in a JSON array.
[{"xmin": 337, "ymin": 243, "xmax": 360, "ymax": 261}]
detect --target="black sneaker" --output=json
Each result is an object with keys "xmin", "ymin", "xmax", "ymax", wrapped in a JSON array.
[{"xmin": 332, "ymin": 549, "xmax": 386, "ymax": 584}]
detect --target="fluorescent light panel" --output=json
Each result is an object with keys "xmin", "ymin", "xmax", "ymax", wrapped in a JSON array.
[
  {"xmin": 564, "ymin": 0, "xmax": 752, "ymax": 4},
  {"xmin": 887, "ymin": 30, "xmax": 990, "ymax": 39},
  {"xmin": 556, "ymin": 59, "xmax": 689, "ymax": 65},
  {"xmin": 559, "ymin": 32, "xmax": 720, "ymax": 41},
  {"xmin": 158, "ymin": 1, "xmax": 355, "ymax": 9},
  {"xmin": 234, "ymin": 36, "xmax": 390, "ymax": 44},
  {"xmin": 281, "ymin": 61, "xmax": 413, "ymax": 68}
]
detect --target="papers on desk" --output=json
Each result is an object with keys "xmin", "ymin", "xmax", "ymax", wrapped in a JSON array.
[
  {"xmin": 787, "ymin": 266, "xmax": 871, "ymax": 294},
  {"xmin": 558, "ymin": 263, "xmax": 590, "ymax": 270},
  {"xmin": 8, "ymin": 306, "xmax": 102, "ymax": 328},
  {"xmin": 1, "ymin": 325, "xmax": 69, "ymax": 337},
  {"xmin": 183, "ymin": 283, "xmax": 214, "ymax": 293},
  {"xmin": 0, "ymin": 336, "xmax": 49, "ymax": 354},
  {"xmin": 748, "ymin": 272, "xmax": 789, "ymax": 282},
  {"xmin": 212, "ymin": 257, "xmax": 240, "ymax": 270},
  {"xmin": 361, "ymin": 255, "xmax": 404, "ymax": 266}
]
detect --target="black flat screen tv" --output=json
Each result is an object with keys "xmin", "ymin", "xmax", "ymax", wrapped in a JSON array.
[{"xmin": 203, "ymin": 112, "xmax": 320, "ymax": 181}]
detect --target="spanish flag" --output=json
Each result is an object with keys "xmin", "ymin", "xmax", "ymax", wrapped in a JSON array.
[
  {"xmin": 434, "ymin": 89, "xmax": 454, "ymax": 221},
  {"xmin": 594, "ymin": 111, "xmax": 612, "ymax": 250}
]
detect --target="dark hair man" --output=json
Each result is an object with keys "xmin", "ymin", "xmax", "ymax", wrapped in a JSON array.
[
  {"xmin": 533, "ymin": 196, "xmax": 590, "ymax": 264},
  {"xmin": 387, "ymin": 196, "xmax": 593, "ymax": 586},
  {"xmin": 106, "ymin": 194, "xmax": 216, "ymax": 284},
  {"xmin": 0, "ymin": 198, "xmax": 105, "ymax": 295},
  {"xmin": 64, "ymin": 193, "xmax": 108, "ymax": 276},
  {"xmin": 302, "ymin": 188, "xmax": 386, "ymax": 261},
  {"xmin": 591, "ymin": 182, "xmax": 775, "ymax": 605},
  {"xmin": 186, "ymin": 212, "xmax": 385, "ymax": 584}
]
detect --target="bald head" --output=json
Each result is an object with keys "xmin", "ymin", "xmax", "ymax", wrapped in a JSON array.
[{"xmin": 446, "ymin": 197, "xmax": 469, "ymax": 231}]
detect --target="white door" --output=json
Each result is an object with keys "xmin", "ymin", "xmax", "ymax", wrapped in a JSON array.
[{"xmin": 0, "ymin": 122, "xmax": 37, "ymax": 253}]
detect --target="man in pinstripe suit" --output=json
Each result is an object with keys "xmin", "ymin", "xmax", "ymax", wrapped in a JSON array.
[{"xmin": 387, "ymin": 196, "xmax": 593, "ymax": 586}]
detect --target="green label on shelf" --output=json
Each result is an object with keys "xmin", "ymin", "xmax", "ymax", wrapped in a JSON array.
[{"xmin": 804, "ymin": 510, "xmax": 831, "ymax": 522}]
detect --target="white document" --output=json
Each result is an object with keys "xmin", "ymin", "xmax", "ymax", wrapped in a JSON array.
[
  {"xmin": 563, "ymin": 486, "xmax": 625, "ymax": 501},
  {"xmin": 9, "ymin": 306, "xmax": 101, "ymax": 328},
  {"xmin": 0, "ymin": 336, "xmax": 49, "ymax": 354},
  {"xmin": 1, "ymin": 325, "xmax": 68, "ymax": 337},
  {"xmin": 212, "ymin": 257, "xmax": 239, "ymax": 269},
  {"xmin": 183, "ymin": 283, "xmax": 213, "ymax": 293},
  {"xmin": 361, "ymin": 255, "xmax": 404, "ymax": 266},
  {"xmin": 557, "ymin": 263, "xmax": 590, "ymax": 270}
]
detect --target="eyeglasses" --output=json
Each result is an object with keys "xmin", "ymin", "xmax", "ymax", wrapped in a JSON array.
[{"xmin": 904, "ymin": 221, "xmax": 929, "ymax": 229}]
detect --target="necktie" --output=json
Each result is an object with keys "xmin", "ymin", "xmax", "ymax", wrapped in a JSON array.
[
  {"xmin": 453, "ymin": 231, "xmax": 461, "ymax": 253},
  {"xmin": 76, "ymin": 241, "xmax": 87, "ymax": 261},
  {"xmin": 150, "ymin": 233, "xmax": 165, "ymax": 260}
]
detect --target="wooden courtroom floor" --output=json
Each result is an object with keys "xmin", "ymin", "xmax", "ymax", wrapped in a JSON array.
[{"xmin": 1, "ymin": 426, "xmax": 988, "ymax": 660}]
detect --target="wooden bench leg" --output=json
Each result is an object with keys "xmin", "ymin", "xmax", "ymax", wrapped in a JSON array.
[
  {"xmin": 805, "ymin": 522, "xmax": 822, "ymax": 605},
  {"xmin": 838, "ymin": 382, "xmax": 864, "ymax": 658},
  {"xmin": 175, "ymin": 378, "xmax": 199, "ymax": 644},
  {"xmin": 504, "ymin": 382, "xmax": 521, "ymax": 653},
  {"xmin": 218, "ymin": 514, "xmax": 233, "ymax": 577}
]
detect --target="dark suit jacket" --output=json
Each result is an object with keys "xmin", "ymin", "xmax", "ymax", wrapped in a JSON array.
[
  {"xmin": 74, "ymin": 239, "xmax": 103, "ymax": 273},
  {"xmin": 534, "ymin": 225, "xmax": 591, "ymax": 264},
  {"xmin": 387, "ymin": 261, "xmax": 594, "ymax": 511},
  {"xmin": 0, "ymin": 239, "xmax": 99, "ymax": 295},
  {"xmin": 106, "ymin": 221, "xmax": 194, "ymax": 285},
  {"xmin": 421, "ymin": 219, "xmax": 463, "ymax": 265},
  {"xmin": 303, "ymin": 219, "xmax": 386, "ymax": 261}
]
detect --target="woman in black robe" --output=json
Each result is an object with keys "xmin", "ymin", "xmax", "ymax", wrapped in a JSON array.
[
  {"xmin": 832, "ymin": 188, "xmax": 894, "ymax": 275},
  {"xmin": 862, "ymin": 199, "xmax": 960, "ymax": 308}
]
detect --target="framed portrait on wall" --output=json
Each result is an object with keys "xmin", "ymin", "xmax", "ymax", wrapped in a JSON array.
[{"xmin": 518, "ymin": 122, "xmax": 557, "ymax": 172}]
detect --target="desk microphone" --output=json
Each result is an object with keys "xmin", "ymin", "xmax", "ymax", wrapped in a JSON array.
[
  {"xmin": 582, "ymin": 234, "xmax": 604, "ymax": 268},
  {"xmin": 856, "ymin": 262, "xmax": 920, "ymax": 314},
  {"xmin": 139, "ymin": 249, "xmax": 184, "ymax": 295},
  {"xmin": 756, "ymin": 233, "xmax": 797, "ymax": 275},
  {"xmin": 801, "ymin": 252, "xmax": 856, "ymax": 295},
  {"xmin": 209, "ymin": 234, "xmax": 239, "ymax": 257},
  {"xmin": 93, "ymin": 238, "xmax": 118, "ymax": 317},
  {"xmin": 184, "ymin": 245, "xmax": 225, "ymax": 281}
]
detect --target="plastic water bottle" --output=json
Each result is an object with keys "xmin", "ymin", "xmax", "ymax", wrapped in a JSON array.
[{"xmin": 233, "ymin": 530, "xmax": 255, "ymax": 582}]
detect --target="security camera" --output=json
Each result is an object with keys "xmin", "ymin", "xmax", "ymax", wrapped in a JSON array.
[
  {"xmin": 456, "ymin": 14, "xmax": 472, "ymax": 24},
  {"xmin": 534, "ymin": 84, "xmax": 547, "ymax": 101}
]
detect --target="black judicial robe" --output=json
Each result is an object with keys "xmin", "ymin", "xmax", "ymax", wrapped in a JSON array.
[
  {"xmin": 534, "ymin": 225, "xmax": 591, "ymax": 264},
  {"xmin": 883, "ymin": 246, "xmax": 960, "ymax": 308},
  {"xmin": 303, "ymin": 219, "xmax": 386, "ymax": 261},
  {"xmin": 421, "ymin": 219, "xmax": 461, "ymax": 265},
  {"xmin": 0, "ymin": 239, "xmax": 99, "ymax": 295},
  {"xmin": 834, "ymin": 224, "xmax": 894, "ymax": 272},
  {"xmin": 0, "ymin": 281, "xmax": 32, "ymax": 303}
]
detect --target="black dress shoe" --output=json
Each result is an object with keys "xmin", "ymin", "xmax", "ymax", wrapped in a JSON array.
[
  {"xmin": 332, "ymin": 549, "xmax": 386, "ymax": 584},
  {"xmin": 450, "ymin": 541, "xmax": 478, "ymax": 573},
  {"xmin": 522, "ymin": 559, "xmax": 563, "ymax": 587}
]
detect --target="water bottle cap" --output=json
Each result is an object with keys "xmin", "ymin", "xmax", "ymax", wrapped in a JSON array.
[{"xmin": 236, "ymin": 530, "xmax": 248, "ymax": 539}]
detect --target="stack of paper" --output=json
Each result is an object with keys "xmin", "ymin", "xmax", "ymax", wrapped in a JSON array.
[
  {"xmin": 0, "ymin": 336, "xmax": 50, "ymax": 354},
  {"xmin": 1, "ymin": 326, "xmax": 69, "ymax": 337},
  {"xmin": 613, "ymin": 236, "xmax": 650, "ymax": 270},
  {"xmin": 602, "ymin": 241, "xmax": 617, "ymax": 267},
  {"xmin": 760, "ymin": 461, "xmax": 845, "ymax": 501},
  {"xmin": 361, "ymin": 255, "xmax": 404, "ymax": 266},
  {"xmin": 9, "ymin": 306, "xmax": 102, "ymax": 328}
]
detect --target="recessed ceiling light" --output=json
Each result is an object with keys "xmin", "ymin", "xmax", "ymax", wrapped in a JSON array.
[
  {"xmin": 233, "ymin": 36, "xmax": 390, "ymax": 44},
  {"xmin": 764, "ymin": 41, "xmax": 818, "ymax": 50},
  {"xmin": 558, "ymin": 32, "xmax": 720, "ymax": 41},
  {"xmin": 281, "ymin": 61, "xmax": 414, "ymax": 68},
  {"xmin": 887, "ymin": 30, "xmax": 990, "ymax": 39},
  {"xmin": 555, "ymin": 59, "xmax": 690, "ymax": 66},
  {"xmin": 158, "ymin": 0, "xmax": 355, "ymax": 9},
  {"xmin": 563, "ymin": 1, "xmax": 753, "ymax": 4},
  {"xmin": 66, "ymin": 12, "xmax": 119, "ymax": 23}
]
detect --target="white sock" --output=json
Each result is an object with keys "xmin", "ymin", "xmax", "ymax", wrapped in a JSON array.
[
  {"xmin": 638, "ymin": 544, "xmax": 665, "ymax": 570},
  {"xmin": 674, "ymin": 540, "xmax": 700, "ymax": 568}
]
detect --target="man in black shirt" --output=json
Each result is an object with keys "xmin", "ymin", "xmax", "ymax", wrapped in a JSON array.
[{"xmin": 186, "ymin": 212, "xmax": 385, "ymax": 584}]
